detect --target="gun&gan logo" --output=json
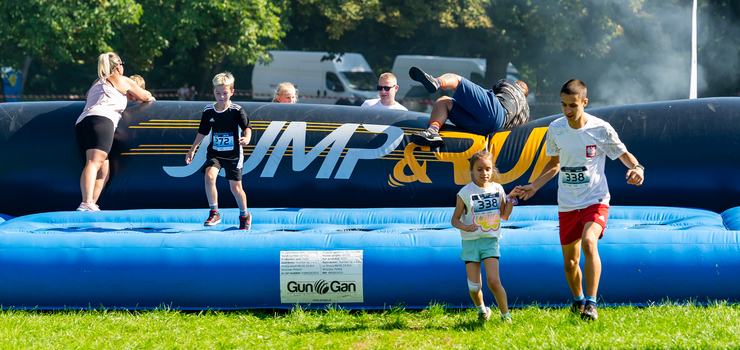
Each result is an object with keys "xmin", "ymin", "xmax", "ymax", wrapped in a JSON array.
[{"xmin": 286, "ymin": 279, "xmax": 357, "ymax": 294}]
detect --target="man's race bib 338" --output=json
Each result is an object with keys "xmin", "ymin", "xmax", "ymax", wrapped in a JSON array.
[{"xmin": 561, "ymin": 166, "xmax": 590, "ymax": 188}]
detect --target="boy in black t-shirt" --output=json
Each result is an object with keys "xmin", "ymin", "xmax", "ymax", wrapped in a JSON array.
[{"xmin": 186, "ymin": 72, "xmax": 253, "ymax": 229}]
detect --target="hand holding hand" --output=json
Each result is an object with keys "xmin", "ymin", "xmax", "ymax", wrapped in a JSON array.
[{"xmin": 515, "ymin": 185, "xmax": 537, "ymax": 201}]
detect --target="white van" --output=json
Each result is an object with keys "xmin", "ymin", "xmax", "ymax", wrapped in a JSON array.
[
  {"xmin": 251, "ymin": 51, "xmax": 379, "ymax": 105},
  {"xmin": 391, "ymin": 56, "xmax": 534, "ymax": 112}
]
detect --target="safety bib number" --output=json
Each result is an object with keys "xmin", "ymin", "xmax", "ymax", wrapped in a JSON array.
[
  {"xmin": 471, "ymin": 193, "xmax": 500, "ymax": 214},
  {"xmin": 213, "ymin": 133, "xmax": 234, "ymax": 151},
  {"xmin": 561, "ymin": 166, "xmax": 590, "ymax": 188}
]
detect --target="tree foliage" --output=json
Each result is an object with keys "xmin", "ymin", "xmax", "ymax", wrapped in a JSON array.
[
  {"xmin": 4, "ymin": 0, "xmax": 739, "ymax": 107},
  {"xmin": 113, "ymin": 0, "xmax": 287, "ymax": 92},
  {"xmin": 2, "ymin": 0, "xmax": 287, "ymax": 95},
  {"xmin": 0, "ymin": 0, "xmax": 143, "ymax": 69}
]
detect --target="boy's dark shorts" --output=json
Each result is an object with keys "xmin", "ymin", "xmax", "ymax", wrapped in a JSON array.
[
  {"xmin": 75, "ymin": 115, "xmax": 115, "ymax": 156},
  {"xmin": 201, "ymin": 157, "xmax": 242, "ymax": 181}
]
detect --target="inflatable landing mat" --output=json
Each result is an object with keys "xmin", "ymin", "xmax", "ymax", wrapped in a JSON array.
[{"xmin": 0, "ymin": 206, "xmax": 738, "ymax": 310}]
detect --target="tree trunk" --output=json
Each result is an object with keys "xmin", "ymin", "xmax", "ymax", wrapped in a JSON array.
[
  {"xmin": 0, "ymin": 77, "xmax": 5, "ymax": 103},
  {"xmin": 21, "ymin": 56, "xmax": 32, "ymax": 92},
  {"xmin": 484, "ymin": 52, "xmax": 507, "ymax": 89}
]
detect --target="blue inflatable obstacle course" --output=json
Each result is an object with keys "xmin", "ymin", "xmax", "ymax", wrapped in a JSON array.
[
  {"xmin": 0, "ymin": 206, "xmax": 737, "ymax": 310},
  {"xmin": 0, "ymin": 97, "xmax": 739, "ymax": 309}
]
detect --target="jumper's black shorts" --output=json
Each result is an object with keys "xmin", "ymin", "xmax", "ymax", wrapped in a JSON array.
[
  {"xmin": 201, "ymin": 157, "xmax": 242, "ymax": 181},
  {"xmin": 76, "ymin": 116, "xmax": 115, "ymax": 156}
]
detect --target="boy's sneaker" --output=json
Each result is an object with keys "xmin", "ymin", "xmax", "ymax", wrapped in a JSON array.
[
  {"xmin": 409, "ymin": 67, "xmax": 440, "ymax": 93},
  {"xmin": 477, "ymin": 307, "xmax": 492, "ymax": 321},
  {"xmin": 581, "ymin": 304, "xmax": 598, "ymax": 321},
  {"xmin": 501, "ymin": 314, "xmax": 512, "ymax": 322},
  {"xmin": 570, "ymin": 301, "xmax": 585, "ymax": 315},
  {"xmin": 239, "ymin": 212, "xmax": 252, "ymax": 230},
  {"xmin": 204, "ymin": 210, "xmax": 221, "ymax": 226},
  {"xmin": 76, "ymin": 202, "xmax": 100, "ymax": 212},
  {"xmin": 412, "ymin": 129, "xmax": 443, "ymax": 144}
]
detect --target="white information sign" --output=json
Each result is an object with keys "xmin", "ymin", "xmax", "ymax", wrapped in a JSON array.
[{"xmin": 280, "ymin": 250, "xmax": 364, "ymax": 304}]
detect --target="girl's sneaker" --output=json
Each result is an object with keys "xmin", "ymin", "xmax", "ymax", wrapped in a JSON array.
[
  {"xmin": 478, "ymin": 307, "xmax": 492, "ymax": 321},
  {"xmin": 76, "ymin": 202, "xmax": 100, "ymax": 211}
]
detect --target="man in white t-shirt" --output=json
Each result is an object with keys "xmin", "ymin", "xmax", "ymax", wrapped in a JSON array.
[
  {"xmin": 515, "ymin": 79, "xmax": 645, "ymax": 321},
  {"xmin": 361, "ymin": 72, "xmax": 407, "ymax": 111}
]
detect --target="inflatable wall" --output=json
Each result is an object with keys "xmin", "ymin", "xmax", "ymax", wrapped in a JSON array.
[
  {"xmin": 1, "ymin": 98, "xmax": 740, "ymax": 216},
  {"xmin": 0, "ymin": 98, "xmax": 739, "ymax": 309}
]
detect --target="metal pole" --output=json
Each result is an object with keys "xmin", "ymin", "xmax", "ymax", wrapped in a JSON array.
[{"xmin": 690, "ymin": 0, "xmax": 698, "ymax": 99}]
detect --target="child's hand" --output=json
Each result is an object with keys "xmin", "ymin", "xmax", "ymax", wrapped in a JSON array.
[
  {"xmin": 508, "ymin": 188, "xmax": 521, "ymax": 199},
  {"xmin": 185, "ymin": 150, "xmax": 194, "ymax": 164},
  {"xmin": 239, "ymin": 137, "xmax": 249, "ymax": 145},
  {"xmin": 464, "ymin": 223, "xmax": 479, "ymax": 232}
]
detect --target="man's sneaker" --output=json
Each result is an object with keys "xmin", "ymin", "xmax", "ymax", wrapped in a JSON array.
[
  {"xmin": 239, "ymin": 212, "xmax": 252, "ymax": 230},
  {"xmin": 570, "ymin": 301, "xmax": 585, "ymax": 315},
  {"xmin": 412, "ymin": 129, "xmax": 443, "ymax": 144},
  {"xmin": 409, "ymin": 67, "xmax": 440, "ymax": 93},
  {"xmin": 477, "ymin": 307, "xmax": 492, "ymax": 321},
  {"xmin": 204, "ymin": 210, "xmax": 221, "ymax": 226},
  {"xmin": 76, "ymin": 202, "xmax": 100, "ymax": 211},
  {"xmin": 581, "ymin": 304, "xmax": 598, "ymax": 321}
]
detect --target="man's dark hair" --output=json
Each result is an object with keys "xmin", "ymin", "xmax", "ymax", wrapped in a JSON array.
[{"xmin": 561, "ymin": 79, "xmax": 587, "ymax": 99}]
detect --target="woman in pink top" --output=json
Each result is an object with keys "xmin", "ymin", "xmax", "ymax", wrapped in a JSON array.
[{"xmin": 75, "ymin": 52, "xmax": 155, "ymax": 211}]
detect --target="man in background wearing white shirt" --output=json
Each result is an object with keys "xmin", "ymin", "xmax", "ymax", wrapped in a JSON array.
[{"xmin": 361, "ymin": 73, "xmax": 407, "ymax": 111}]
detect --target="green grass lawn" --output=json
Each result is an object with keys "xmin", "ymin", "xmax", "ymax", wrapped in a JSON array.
[{"xmin": 0, "ymin": 301, "xmax": 737, "ymax": 349}]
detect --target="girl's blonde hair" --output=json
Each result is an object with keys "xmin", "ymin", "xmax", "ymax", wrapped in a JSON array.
[
  {"xmin": 212, "ymin": 72, "xmax": 235, "ymax": 90},
  {"xmin": 97, "ymin": 52, "xmax": 122, "ymax": 79},
  {"xmin": 130, "ymin": 75, "xmax": 145, "ymax": 89},
  {"xmin": 272, "ymin": 82, "xmax": 298, "ymax": 103},
  {"xmin": 469, "ymin": 150, "xmax": 500, "ymax": 183}
]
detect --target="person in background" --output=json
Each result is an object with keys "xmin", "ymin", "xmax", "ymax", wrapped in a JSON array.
[
  {"xmin": 75, "ymin": 52, "xmax": 155, "ymax": 211},
  {"xmin": 361, "ymin": 72, "xmax": 407, "ymax": 111},
  {"xmin": 189, "ymin": 85, "xmax": 198, "ymax": 101},
  {"xmin": 272, "ymin": 82, "xmax": 298, "ymax": 103},
  {"xmin": 178, "ymin": 83, "xmax": 190, "ymax": 101},
  {"xmin": 128, "ymin": 74, "xmax": 146, "ymax": 101}
]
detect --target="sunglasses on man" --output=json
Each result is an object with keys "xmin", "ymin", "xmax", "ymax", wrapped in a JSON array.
[{"xmin": 376, "ymin": 85, "xmax": 396, "ymax": 91}]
